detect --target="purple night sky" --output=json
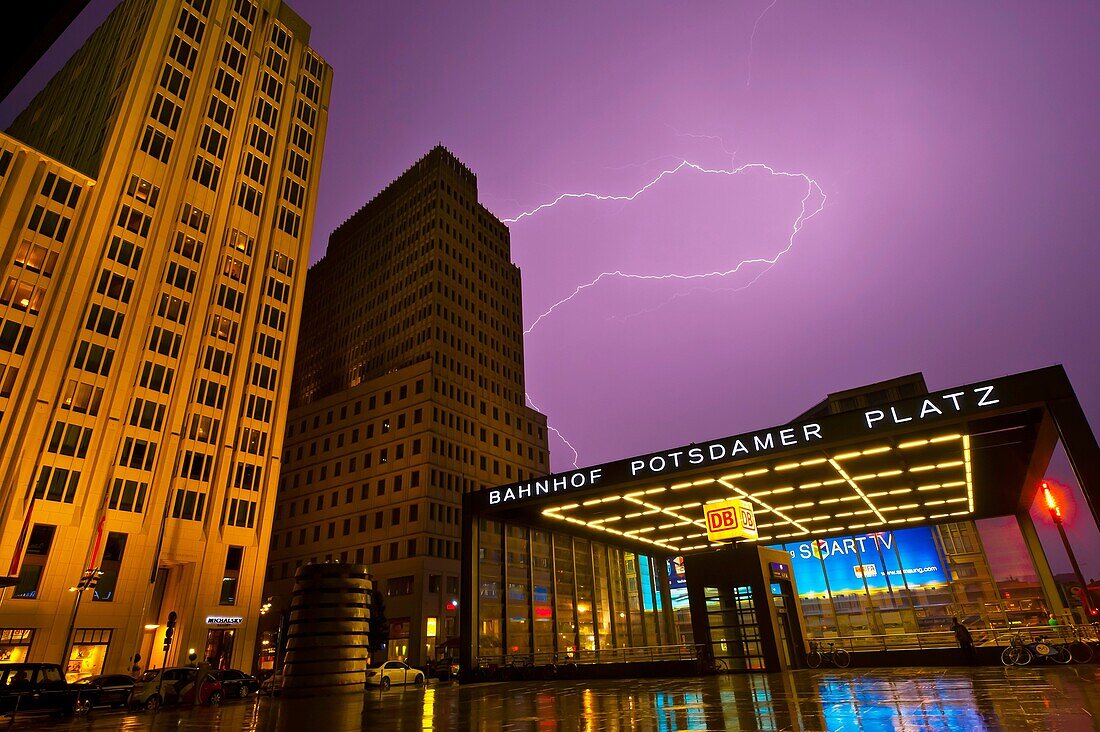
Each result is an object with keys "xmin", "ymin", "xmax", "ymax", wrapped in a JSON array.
[{"xmin": 4, "ymin": 1, "xmax": 1099, "ymax": 577}]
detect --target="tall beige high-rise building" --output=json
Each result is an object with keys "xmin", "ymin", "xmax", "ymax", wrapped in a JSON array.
[
  {"xmin": 264, "ymin": 147, "xmax": 549, "ymax": 665},
  {"xmin": 0, "ymin": 0, "xmax": 330, "ymax": 677}
]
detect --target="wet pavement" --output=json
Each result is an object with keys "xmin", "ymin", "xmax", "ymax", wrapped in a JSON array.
[{"xmin": 14, "ymin": 665, "xmax": 1100, "ymax": 731}]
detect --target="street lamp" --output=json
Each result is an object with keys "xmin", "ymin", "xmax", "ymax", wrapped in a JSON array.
[
  {"xmin": 62, "ymin": 567, "xmax": 104, "ymax": 671},
  {"xmin": 260, "ymin": 597, "xmax": 288, "ymax": 672},
  {"xmin": 1042, "ymin": 480, "xmax": 1097, "ymax": 620}
]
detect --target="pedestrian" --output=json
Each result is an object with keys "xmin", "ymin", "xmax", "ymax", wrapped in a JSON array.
[
  {"xmin": 951, "ymin": 617, "xmax": 975, "ymax": 664},
  {"xmin": 1048, "ymin": 613, "xmax": 1058, "ymax": 628}
]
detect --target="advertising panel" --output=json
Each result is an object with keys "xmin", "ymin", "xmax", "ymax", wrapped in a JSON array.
[{"xmin": 769, "ymin": 527, "xmax": 948, "ymax": 597}]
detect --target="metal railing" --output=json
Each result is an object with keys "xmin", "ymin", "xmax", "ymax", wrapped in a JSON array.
[
  {"xmin": 806, "ymin": 623, "xmax": 1100, "ymax": 653},
  {"xmin": 475, "ymin": 643, "xmax": 700, "ymax": 669}
]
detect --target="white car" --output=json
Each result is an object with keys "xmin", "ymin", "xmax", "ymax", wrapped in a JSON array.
[{"xmin": 365, "ymin": 661, "xmax": 425, "ymax": 690}]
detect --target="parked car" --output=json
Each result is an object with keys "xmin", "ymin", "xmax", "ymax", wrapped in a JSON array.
[
  {"xmin": 211, "ymin": 669, "xmax": 259, "ymax": 698},
  {"xmin": 70, "ymin": 674, "xmax": 135, "ymax": 709},
  {"xmin": 0, "ymin": 663, "xmax": 80, "ymax": 718},
  {"xmin": 433, "ymin": 658, "xmax": 460, "ymax": 682},
  {"xmin": 365, "ymin": 661, "xmax": 425, "ymax": 690},
  {"xmin": 129, "ymin": 667, "xmax": 222, "ymax": 710},
  {"xmin": 258, "ymin": 669, "xmax": 283, "ymax": 696}
]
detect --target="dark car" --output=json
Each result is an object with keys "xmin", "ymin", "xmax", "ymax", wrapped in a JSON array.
[
  {"xmin": 211, "ymin": 669, "xmax": 259, "ymax": 698},
  {"xmin": 71, "ymin": 674, "xmax": 135, "ymax": 709},
  {"xmin": 0, "ymin": 663, "xmax": 79, "ymax": 717},
  {"xmin": 433, "ymin": 658, "xmax": 460, "ymax": 682}
]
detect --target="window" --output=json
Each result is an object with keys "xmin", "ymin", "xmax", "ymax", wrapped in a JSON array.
[
  {"xmin": 13, "ymin": 240, "xmax": 59, "ymax": 276},
  {"xmin": 60, "ymin": 381, "xmax": 103, "ymax": 415},
  {"xmin": 207, "ymin": 96, "xmax": 234, "ymax": 128},
  {"xmin": 177, "ymin": 7, "xmax": 205, "ymax": 42},
  {"xmin": 199, "ymin": 125, "xmax": 227, "ymax": 159},
  {"xmin": 180, "ymin": 450, "xmax": 213, "ymax": 481},
  {"xmin": 219, "ymin": 547, "xmax": 243, "ymax": 604},
  {"xmin": 108, "ymin": 478, "xmax": 147, "ymax": 512},
  {"xmin": 221, "ymin": 42, "xmax": 246, "ymax": 74},
  {"xmin": 214, "ymin": 68, "xmax": 241, "ymax": 100},
  {"xmin": 157, "ymin": 292, "xmax": 189, "ymax": 324},
  {"xmin": 107, "ymin": 237, "xmax": 142, "ymax": 269},
  {"xmin": 92, "ymin": 533, "xmax": 127, "ymax": 601},
  {"xmin": 47, "ymin": 422, "xmax": 92, "ymax": 458},
  {"xmin": 171, "ymin": 489, "xmax": 205, "ymax": 520},
  {"xmin": 120, "ymin": 437, "xmax": 156, "ymax": 470},
  {"xmin": 191, "ymin": 155, "xmax": 221, "ymax": 190},
  {"xmin": 85, "ymin": 304, "xmax": 124, "ymax": 338},
  {"xmin": 159, "ymin": 63, "xmax": 191, "ymax": 100},
  {"xmin": 72, "ymin": 341, "xmax": 114, "ymax": 377},
  {"xmin": 237, "ymin": 182, "xmax": 262, "ymax": 214},
  {"xmin": 165, "ymin": 262, "xmax": 196, "ymax": 293},
  {"xmin": 150, "ymin": 94, "xmax": 181, "ymax": 130},
  {"xmin": 242, "ymin": 153, "xmax": 268, "ymax": 185},
  {"xmin": 249, "ymin": 124, "xmax": 273, "ymax": 156},
  {"xmin": 386, "ymin": 576, "xmax": 414, "ymax": 597},
  {"xmin": 139, "ymin": 362, "xmax": 174, "ymax": 394},
  {"xmin": 168, "ymin": 35, "xmax": 197, "ymax": 70},
  {"xmin": 129, "ymin": 399, "xmax": 165, "ymax": 431},
  {"xmin": 95, "ymin": 270, "xmax": 133, "ymax": 303},
  {"xmin": 12, "ymin": 525, "xmax": 55, "ymax": 599}
]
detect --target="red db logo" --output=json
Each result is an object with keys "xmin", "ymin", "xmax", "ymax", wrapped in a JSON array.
[{"xmin": 707, "ymin": 508, "xmax": 740, "ymax": 532}]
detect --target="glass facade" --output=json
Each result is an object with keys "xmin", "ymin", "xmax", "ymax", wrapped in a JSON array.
[
  {"xmin": 704, "ymin": 585, "xmax": 764, "ymax": 670},
  {"xmin": 475, "ymin": 519, "xmax": 679, "ymax": 661},
  {"xmin": 768, "ymin": 520, "xmax": 1050, "ymax": 646}
]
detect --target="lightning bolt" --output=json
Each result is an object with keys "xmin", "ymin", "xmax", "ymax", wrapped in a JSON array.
[
  {"xmin": 747, "ymin": 0, "xmax": 779, "ymax": 87},
  {"xmin": 507, "ymin": 159, "xmax": 826, "ymax": 335},
  {"xmin": 525, "ymin": 393, "xmax": 580, "ymax": 469}
]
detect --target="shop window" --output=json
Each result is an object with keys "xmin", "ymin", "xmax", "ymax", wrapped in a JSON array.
[
  {"xmin": 0, "ymin": 629, "xmax": 33, "ymax": 663},
  {"xmin": 219, "ymin": 546, "xmax": 243, "ymax": 604},
  {"xmin": 93, "ymin": 533, "xmax": 127, "ymax": 601},
  {"xmin": 12, "ymin": 525, "xmax": 56, "ymax": 599},
  {"xmin": 66, "ymin": 629, "xmax": 111, "ymax": 682}
]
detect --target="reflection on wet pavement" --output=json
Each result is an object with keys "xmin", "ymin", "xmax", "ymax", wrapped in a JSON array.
[{"xmin": 17, "ymin": 665, "xmax": 1100, "ymax": 731}]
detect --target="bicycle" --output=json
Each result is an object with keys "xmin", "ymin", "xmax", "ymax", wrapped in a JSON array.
[
  {"xmin": 1065, "ymin": 626, "xmax": 1096, "ymax": 664},
  {"xmin": 805, "ymin": 640, "xmax": 850, "ymax": 669},
  {"xmin": 1002, "ymin": 634, "xmax": 1071, "ymax": 666},
  {"xmin": 1001, "ymin": 634, "xmax": 1031, "ymax": 666},
  {"xmin": 696, "ymin": 646, "xmax": 729, "ymax": 673}
]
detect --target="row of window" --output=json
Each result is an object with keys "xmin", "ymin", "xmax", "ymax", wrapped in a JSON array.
[
  {"xmin": 287, "ymin": 379, "xmax": 427, "ymax": 438},
  {"xmin": 10, "ymin": 522, "xmax": 246, "ymax": 606},
  {"xmin": 268, "ymin": 537, "xmax": 462, "ymax": 582}
]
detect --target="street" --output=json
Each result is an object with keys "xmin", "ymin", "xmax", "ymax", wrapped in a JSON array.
[{"xmin": 12, "ymin": 665, "xmax": 1100, "ymax": 731}]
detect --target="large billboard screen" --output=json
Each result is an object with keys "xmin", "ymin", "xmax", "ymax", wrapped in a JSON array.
[{"xmin": 769, "ymin": 527, "xmax": 948, "ymax": 597}]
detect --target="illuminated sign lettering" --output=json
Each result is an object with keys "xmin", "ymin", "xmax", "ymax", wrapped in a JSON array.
[
  {"xmin": 489, "ymin": 468, "xmax": 603, "ymax": 505},
  {"xmin": 205, "ymin": 616, "xmax": 244, "ymax": 627},
  {"xmin": 629, "ymin": 423, "xmax": 823, "ymax": 479},
  {"xmin": 863, "ymin": 385, "xmax": 999, "ymax": 430},
  {"xmin": 703, "ymin": 498, "xmax": 758, "ymax": 542},
  {"xmin": 481, "ymin": 380, "xmax": 1009, "ymax": 510}
]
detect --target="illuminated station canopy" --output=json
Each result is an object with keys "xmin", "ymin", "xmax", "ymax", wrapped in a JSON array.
[{"xmin": 469, "ymin": 367, "xmax": 1098, "ymax": 556}]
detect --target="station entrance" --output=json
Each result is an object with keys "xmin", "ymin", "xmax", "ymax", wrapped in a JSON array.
[{"xmin": 461, "ymin": 366, "xmax": 1100, "ymax": 677}]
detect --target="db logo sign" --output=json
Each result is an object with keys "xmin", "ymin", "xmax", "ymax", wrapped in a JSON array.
[{"xmin": 703, "ymin": 498, "xmax": 758, "ymax": 542}]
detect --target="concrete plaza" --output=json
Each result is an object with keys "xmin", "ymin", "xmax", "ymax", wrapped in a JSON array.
[{"xmin": 17, "ymin": 666, "xmax": 1100, "ymax": 731}]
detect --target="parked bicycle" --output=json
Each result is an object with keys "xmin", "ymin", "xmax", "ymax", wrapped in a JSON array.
[
  {"xmin": 1065, "ymin": 625, "xmax": 1096, "ymax": 664},
  {"xmin": 696, "ymin": 646, "xmax": 729, "ymax": 673},
  {"xmin": 1001, "ymin": 634, "xmax": 1071, "ymax": 666},
  {"xmin": 805, "ymin": 640, "xmax": 850, "ymax": 669}
]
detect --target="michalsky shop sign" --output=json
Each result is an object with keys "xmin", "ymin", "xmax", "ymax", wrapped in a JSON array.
[{"xmin": 486, "ymin": 382, "xmax": 1007, "ymax": 508}]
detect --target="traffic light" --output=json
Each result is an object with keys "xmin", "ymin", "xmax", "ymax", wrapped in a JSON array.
[{"xmin": 163, "ymin": 611, "xmax": 177, "ymax": 653}]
